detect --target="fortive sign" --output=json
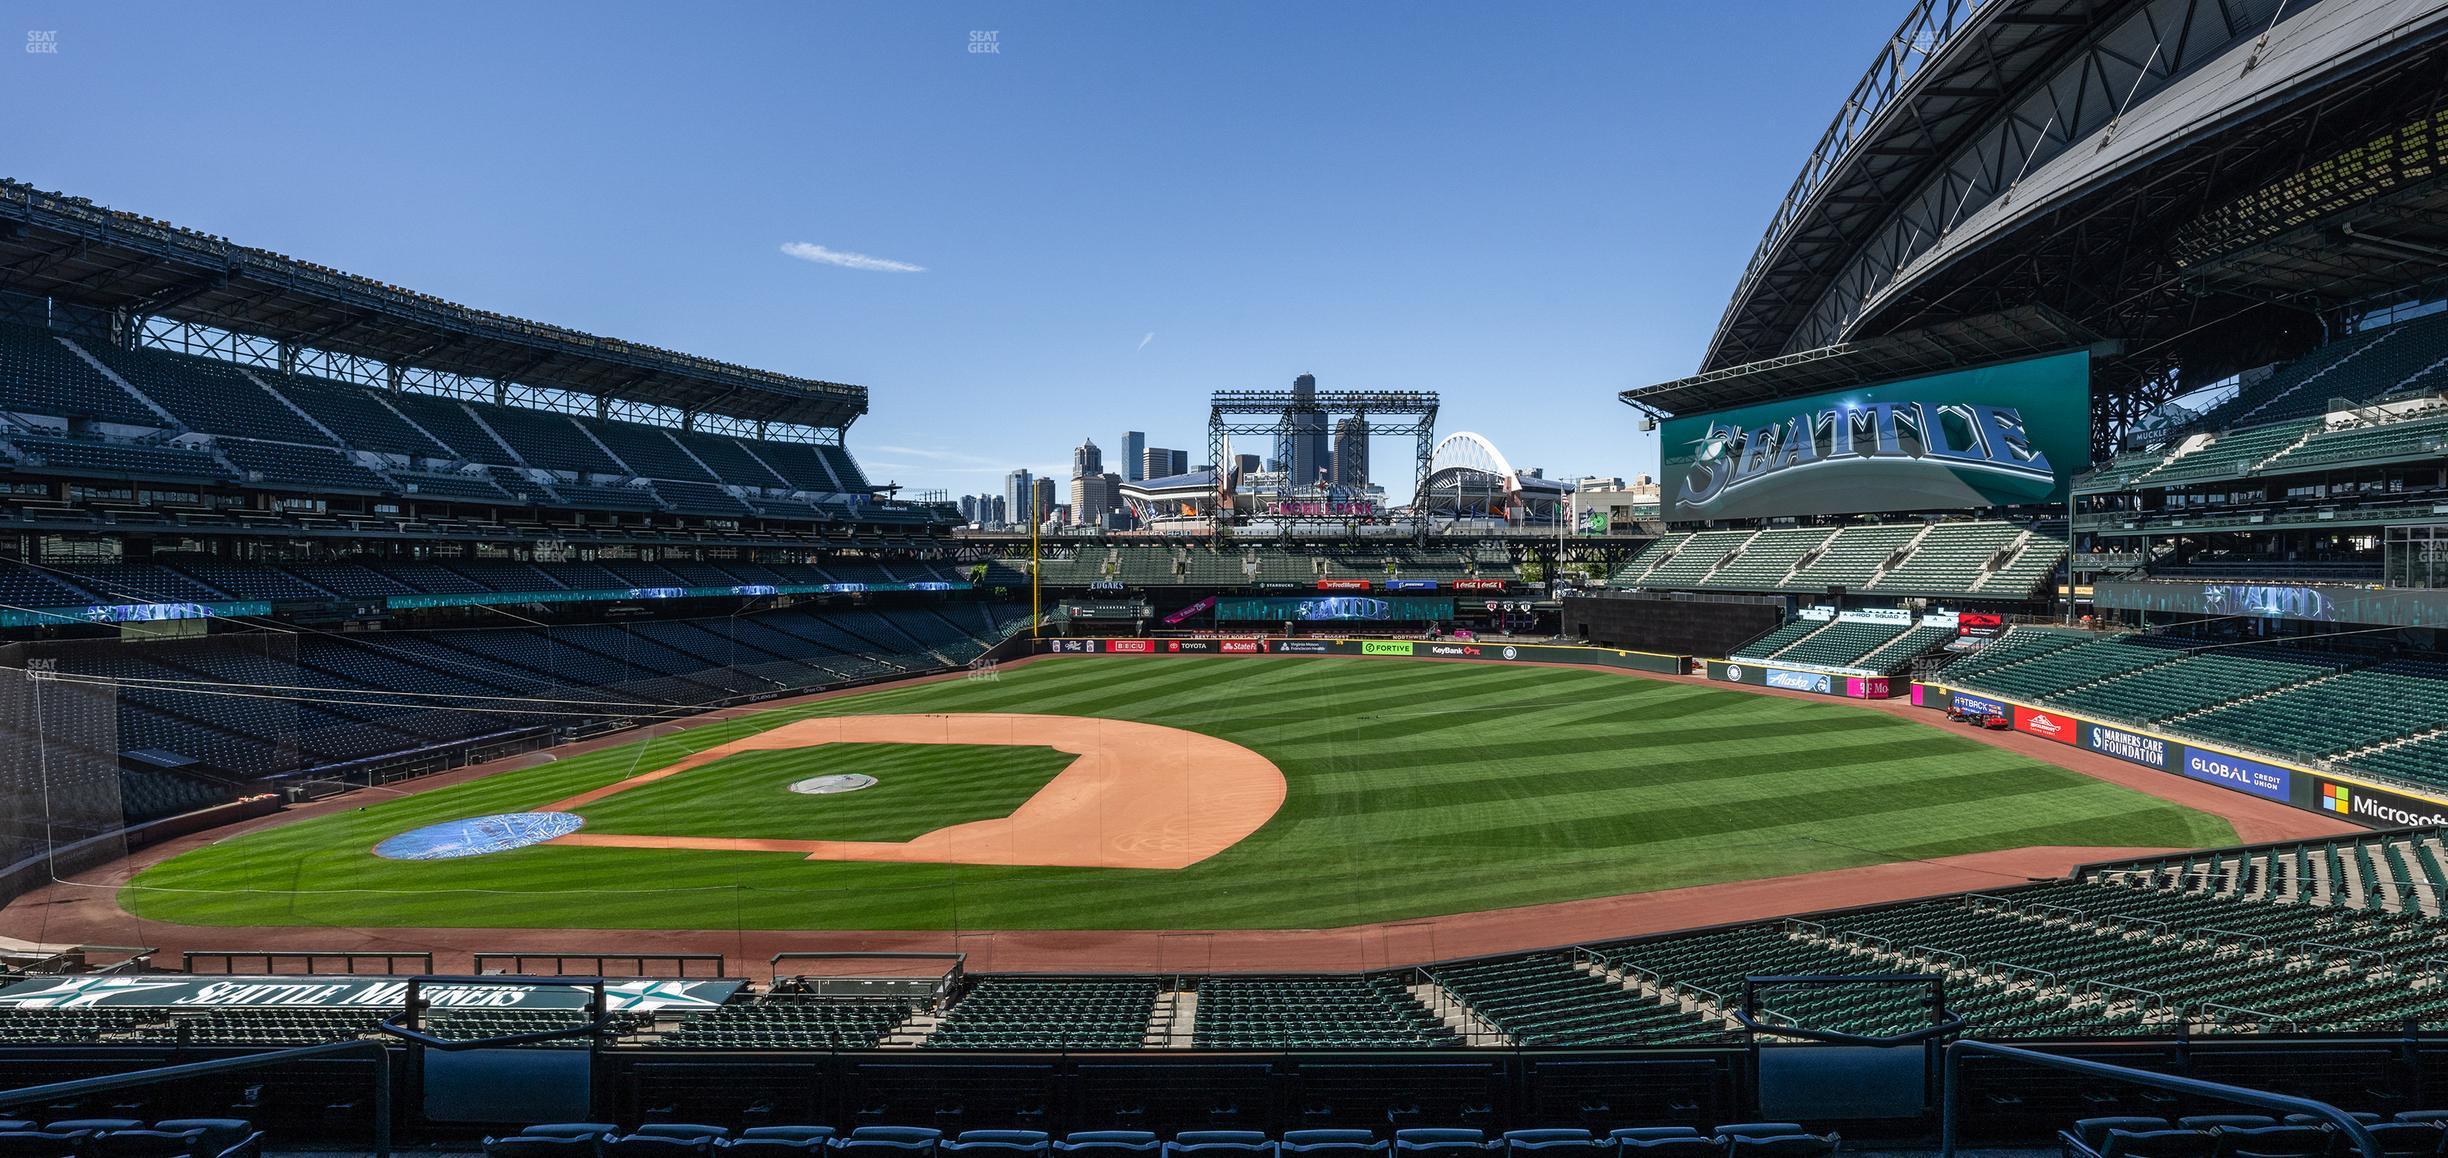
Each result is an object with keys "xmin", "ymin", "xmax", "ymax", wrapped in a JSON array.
[
  {"xmin": 2012, "ymin": 705, "xmax": 2077, "ymax": 744},
  {"xmin": 1361, "ymin": 641, "xmax": 1416, "ymax": 655}
]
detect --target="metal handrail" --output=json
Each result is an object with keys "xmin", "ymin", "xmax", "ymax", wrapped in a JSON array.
[
  {"xmin": 0, "ymin": 1038, "xmax": 393, "ymax": 1158},
  {"xmin": 1940, "ymin": 1039, "xmax": 2381, "ymax": 1158},
  {"xmin": 1733, "ymin": 972, "xmax": 1968, "ymax": 1047}
]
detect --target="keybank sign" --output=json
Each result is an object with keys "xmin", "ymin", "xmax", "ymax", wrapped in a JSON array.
[{"xmin": 1661, "ymin": 350, "xmax": 2090, "ymax": 520}]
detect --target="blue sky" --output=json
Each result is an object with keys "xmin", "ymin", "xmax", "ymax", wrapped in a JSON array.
[{"xmin": 3, "ymin": 2, "xmax": 1896, "ymax": 501}]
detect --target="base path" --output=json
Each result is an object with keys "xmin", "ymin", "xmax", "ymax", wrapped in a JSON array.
[{"xmin": 545, "ymin": 713, "xmax": 1286, "ymax": 870}]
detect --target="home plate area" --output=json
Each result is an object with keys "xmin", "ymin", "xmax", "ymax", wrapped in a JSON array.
[{"xmin": 539, "ymin": 713, "xmax": 1288, "ymax": 870}]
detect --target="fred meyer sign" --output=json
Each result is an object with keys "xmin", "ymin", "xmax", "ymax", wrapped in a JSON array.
[{"xmin": 1661, "ymin": 349, "xmax": 2091, "ymax": 521}]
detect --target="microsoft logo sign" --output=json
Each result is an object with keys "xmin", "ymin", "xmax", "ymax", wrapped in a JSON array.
[{"xmin": 2321, "ymin": 782, "xmax": 2351, "ymax": 814}]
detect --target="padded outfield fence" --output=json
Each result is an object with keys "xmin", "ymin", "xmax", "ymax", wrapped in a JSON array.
[{"xmin": 1027, "ymin": 636, "xmax": 1690, "ymax": 674}]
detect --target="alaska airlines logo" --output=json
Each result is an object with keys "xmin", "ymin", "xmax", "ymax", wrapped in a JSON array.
[{"xmin": 1680, "ymin": 401, "xmax": 2054, "ymax": 508}]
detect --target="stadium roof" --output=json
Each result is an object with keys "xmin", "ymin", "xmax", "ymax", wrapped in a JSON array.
[
  {"xmin": 1705, "ymin": 0, "xmax": 2131, "ymax": 371},
  {"xmin": 0, "ymin": 180, "xmax": 867, "ymax": 429},
  {"xmin": 1623, "ymin": 305, "xmax": 2105, "ymax": 418}
]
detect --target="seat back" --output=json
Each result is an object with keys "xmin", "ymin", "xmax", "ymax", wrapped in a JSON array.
[
  {"xmin": 2365, "ymin": 1123, "xmax": 2446, "ymax": 1158},
  {"xmin": 1606, "ymin": 1131, "xmax": 1699, "ymax": 1143},
  {"xmin": 89, "ymin": 1130, "xmax": 210, "ymax": 1158},
  {"xmin": 2183, "ymin": 1118, "xmax": 2278, "ymax": 1132},
  {"xmin": 2076, "ymin": 1119, "xmax": 2178, "ymax": 1152},
  {"xmin": 2101, "ymin": 1129, "xmax": 2216, "ymax": 1158},
  {"xmin": 1721, "ymin": 1139, "xmax": 1831, "ymax": 1158},
  {"xmin": 488, "ymin": 1137, "xmax": 606, "ymax": 1158},
  {"xmin": 721, "ymin": 1141, "xmax": 820, "ymax": 1158},
  {"xmin": 1616, "ymin": 1141, "xmax": 1722, "ymax": 1158},
  {"xmin": 1709, "ymin": 1127, "xmax": 1802, "ymax": 1142},
  {"xmin": 0, "ymin": 1131, "xmax": 86, "ymax": 1158},
  {"xmin": 638, "ymin": 1127, "xmax": 733, "ymax": 1142},
  {"xmin": 2213, "ymin": 1125, "xmax": 2327, "ymax": 1158},
  {"xmin": 606, "ymin": 1138, "xmax": 714, "ymax": 1158},
  {"xmin": 742, "ymin": 1130, "xmax": 836, "ymax": 1143}
]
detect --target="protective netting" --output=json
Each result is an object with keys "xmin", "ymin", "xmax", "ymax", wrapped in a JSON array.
[{"xmin": 0, "ymin": 643, "xmax": 126, "ymax": 908}]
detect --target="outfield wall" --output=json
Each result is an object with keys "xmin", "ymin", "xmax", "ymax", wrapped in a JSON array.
[
  {"xmin": 1912, "ymin": 682, "xmax": 2448, "ymax": 829},
  {"xmin": 1704, "ymin": 659, "xmax": 1899, "ymax": 700},
  {"xmin": 1028, "ymin": 636, "xmax": 1688, "ymax": 673}
]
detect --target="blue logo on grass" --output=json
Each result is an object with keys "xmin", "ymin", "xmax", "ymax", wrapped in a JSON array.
[{"xmin": 373, "ymin": 812, "xmax": 584, "ymax": 860}]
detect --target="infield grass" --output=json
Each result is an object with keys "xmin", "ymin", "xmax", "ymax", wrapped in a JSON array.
[
  {"xmin": 125, "ymin": 655, "xmax": 2237, "ymax": 931},
  {"xmin": 578, "ymin": 743, "xmax": 1076, "ymax": 842}
]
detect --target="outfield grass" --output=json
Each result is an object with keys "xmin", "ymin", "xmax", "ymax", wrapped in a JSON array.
[
  {"xmin": 578, "ymin": 743, "xmax": 1076, "ymax": 842},
  {"xmin": 124, "ymin": 656, "xmax": 2237, "ymax": 931}
]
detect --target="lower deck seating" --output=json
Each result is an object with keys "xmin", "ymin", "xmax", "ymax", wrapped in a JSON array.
[{"xmin": 922, "ymin": 978, "xmax": 1158, "ymax": 1050}]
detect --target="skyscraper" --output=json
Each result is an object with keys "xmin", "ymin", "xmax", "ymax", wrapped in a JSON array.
[
  {"xmin": 989, "ymin": 495, "xmax": 1007, "ymax": 525},
  {"xmin": 1122, "ymin": 431, "xmax": 1146, "ymax": 483},
  {"xmin": 1005, "ymin": 469, "xmax": 1035, "ymax": 527},
  {"xmin": 958, "ymin": 494, "xmax": 977, "ymax": 523},
  {"xmin": 1142, "ymin": 447, "xmax": 1187, "ymax": 479},
  {"xmin": 1032, "ymin": 477, "xmax": 1057, "ymax": 527},
  {"xmin": 1286, "ymin": 373, "xmax": 1329, "ymax": 492},
  {"xmin": 1332, "ymin": 416, "xmax": 1369, "ymax": 489},
  {"xmin": 1073, "ymin": 437, "xmax": 1103, "ymax": 479}
]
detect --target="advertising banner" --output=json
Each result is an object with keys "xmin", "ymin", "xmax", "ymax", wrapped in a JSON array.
[
  {"xmin": 1162, "ymin": 639, "xmax": 1215, "ymax": 653},
  {"xmin": 1220, "ymin": 640, "xmax": 1262, "ymax": 653},
  {"xmin": 0, "ymin": 975, "xmax": 741, "ymax": 1012},
  {"xmin": 1838, "ymin": 608, "xmax": 1914, "ymax": 626},
  {"xmin": 2091, "ymin": 580, "xmax": 2448, "ymax": 627},
  {"xmin": 2079, "ymin": 721, "xmax": 2174, "ymax": 771},
  {"xmin": 1046, "ymin": 638, "xmax": 1102, "ymax": 653},
  {"xmin": 1957, "ymin": 612, "xmax": 2004, "ymax": 638},
  {"xmin": 1766, "ymin": 668, "xmax": 1834, "ymax": 694},
  {"xmin": 2012, "ymin": 705, "xmax": 2079, "ymax": 744},
  {"xmin": 1948, "ymin": 691, "xmax": 2006, "ymax": 719},
  {"xmin": 2182, "ymin": 749, "xmax": 2292, "ymax": 801},
  {"xmin": 1845, "ymin": 677, "xmax": 1893, "ymax": 698},
  {"xmin": 1453, "ymin": 580, "xmax": 1508, "ymax": 591},
  {"xmin": 1361, "ymin": 641, "xmax": 1417, "ymax": 655},
  {"xmin": 1660, "ymin": 349, "xmax": 2092, "ymax": 520},
  {"xmin": 1385, "ymin": 579, "xmax": 1440, "ymax": 591},
  {"xmin": 1104, "ymin": 639, "xmax": 1154, "ymax": 654},
  {"xmin": 2316, "ymin": 778, "xmax": 2448, "ymax": 827},
  {"xmin": 1267, "ymin": 640, "xmax": 1332, "ymax": 654},
  {"xmin": 1708, "ymin": 660, "xmax": 1762, "ymax": 686},
  {"xmin": 1798, "ymin": 605, "xmax": 1836, "ymax": 621},
  {"xmin": 1217, "ymin": 596, "xmax": 1453, "ymax": 623},
  {"xmin": 0, "ymin": 599, "xmax": 275, "ymax": 629},
  {"xmin": 1161, "ymin": 596, "xmax": 1218, "ymax": 625},
  {"xmin": 1316, "ymin": 579, "xmax": 1372, "ymax": 592}
]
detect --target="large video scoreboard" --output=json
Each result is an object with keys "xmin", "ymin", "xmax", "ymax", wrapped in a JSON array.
[{"xmin": 1659, "ymin": 350, "xmax": 2092, "ymax": 522}]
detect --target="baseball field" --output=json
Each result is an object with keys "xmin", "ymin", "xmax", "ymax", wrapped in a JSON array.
[{"xmin": 123, "ymin": 655, "xmax": 2237, "ymax": 932}]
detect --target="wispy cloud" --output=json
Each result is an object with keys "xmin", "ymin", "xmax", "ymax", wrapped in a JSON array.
[
  {"xmin": 1136, "ymin": 331, "xmax": 1155, "ymax": 351},
  {"xmin": 870, "ymin": 445, "xmax": 1000, "ymax": 465},
  {"xmin": 779, "ymin": 242, "xmax": 925, "ymax": 273}
]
